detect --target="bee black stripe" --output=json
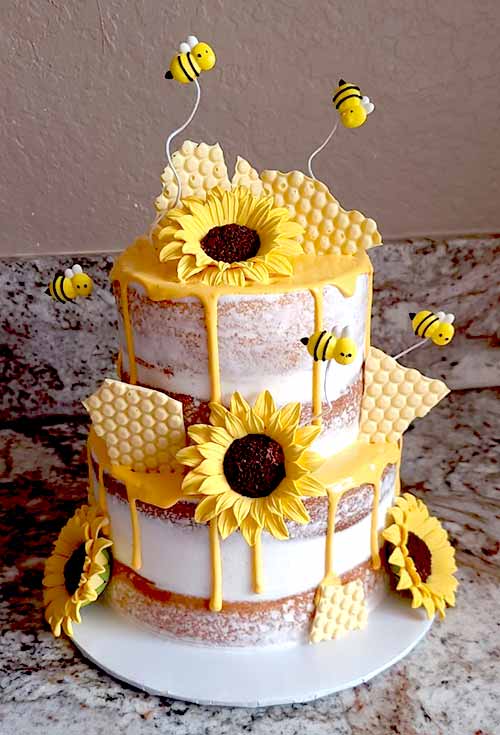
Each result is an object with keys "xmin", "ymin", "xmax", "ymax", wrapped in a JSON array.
[
  {"xmin": 421, "ymin": 316, "xmax": 440, "ymax": 337},
  {"xmin": 322, "ymin": 335, "xmax": 333, "ymax": 361},
  {"xmin": 314, "ymin": 330, "xmax": 327, "ymax": 362},
  {"xmin": 53, "ymin": 277, "xmax": 66, "ymax": 303},
  {"xmin": 186, "ymin": 52, "xmax": 200, "ymax": 77},
  {"xmin": 60, "ymin": 276, "xmax": 71, "ymax": 301},
  {"xmin": 332, "ymin": 85, "xmax": 360, "ymax": 103},
  {"xmin": 178, "ymin": 55, "xmax": 194, "ymax": 82},
  {"xmin": 415, "ymin": 312, "xmax": 435, "ymax": 333},
  {"xmin": 335, "ymin": 93, "xmax": 362, "ymax": 109}
]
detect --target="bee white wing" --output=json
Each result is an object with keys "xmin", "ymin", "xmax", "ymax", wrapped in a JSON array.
[
  {"xmin": 341, "ymin": 326, "xmax": 352, "ymax": 338},
  {"xmin": 361, "ymin": 95, "xmax": 375, "ymax": 114},
  {"xmin": 332, "ymin": 326, "xmax": 341, "ymax": 339},
  {"xmin": 435, "ymin": 311, "xmax": 446, "ymax": 320},
  {"xmin": 72, "ymin": 264, "xmax": 83, "ymax": 274},
  {"xmin": 179, "ymin": 42, "xmax": 190, "ymax": 53},
  {"xmin": 187, "ymin": 35, "xmax": 199, "ymax": 49},
  {"xmin": 443, "ymin": 312, "xmax": 455, "ymax": 324},
  {"xmin": 64, "ymin": 268, "xmax": 74, "ymax": 279}
]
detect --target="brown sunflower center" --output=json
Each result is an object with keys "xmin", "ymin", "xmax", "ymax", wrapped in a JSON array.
[
  {"xmin": 407, "ymin": 532, "xmax": 432, "ymax": 582},
  {"xmin": 223, "ymin": 433, "xmax": 286, "ymax": 498},
  {"xmin": 200, "ymin": 224, "xmax": 261, "ymax": 264},
  {"xmin": 64, "ymin": 542, "xmax": 87, "ymax": 596}
]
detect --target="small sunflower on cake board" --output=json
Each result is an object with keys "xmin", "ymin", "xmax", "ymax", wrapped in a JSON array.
[{"xmin": 43, "ymin": 504, "xmax": 112, "ymax": 637}]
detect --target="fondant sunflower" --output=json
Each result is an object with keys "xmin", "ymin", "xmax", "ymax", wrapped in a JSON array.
[
  {"xmin": 176, "ymin": 391, "xmax": 325, "ymax": 544},
  {"xmin": 43, "ymin": 504, "xmax": 112, "ymax": 637},
  {"xmin": 156, "ymin": 186, "xmax": 304, "ymax": 286},
  {"xmin": 382, "ymin": 493, "xmax": 458, "ymax": 619}
]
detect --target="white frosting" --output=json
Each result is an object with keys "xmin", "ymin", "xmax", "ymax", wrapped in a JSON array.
[
  {"xmin": 120, "ymin": 276, "xmax": 368, "ymax": 406},
  {"xmin": 98, "ymin": 469, "xmax": 394, "ymax": 604}
]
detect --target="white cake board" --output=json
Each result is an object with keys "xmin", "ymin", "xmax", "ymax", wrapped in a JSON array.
[{"xmin": 72, "ymin": 594, "xmax": 432, "ymax": 707}]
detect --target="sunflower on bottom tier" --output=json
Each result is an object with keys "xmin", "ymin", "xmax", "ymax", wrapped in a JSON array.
[
  {"xmin": 43, "ymin": 505, "xmax": 112, "ymax": 637},
  {"xmin": 383, "ymin": 493, "xmax": 458, "ymax": 619},
  {"xmin": 176, "ymin": 391, "xmax": 326, "ymax": 545}
]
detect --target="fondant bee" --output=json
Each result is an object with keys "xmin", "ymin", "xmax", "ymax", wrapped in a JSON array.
[
  {"xmin": 332, "ymin": 79, "xmax": 374, "ymax": 129},
  {"xmin": 45, "ymin": 264, "xmax": 93, "ymax": 303},
  {"xmin": 301, "ymin": 326, "xmax": 357, "ymax": 366},
  {"xmin": 165, "ymin": 35, "xmax": 216, "ymax": 84},
  {"xmin": 409, "ymin": 310, "xmax": 455, "ymax": 346}
]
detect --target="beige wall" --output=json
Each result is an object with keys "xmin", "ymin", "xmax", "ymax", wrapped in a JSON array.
[{"xmin": 1, "ymin": 0, "xmax": 500, "ymax": 257}]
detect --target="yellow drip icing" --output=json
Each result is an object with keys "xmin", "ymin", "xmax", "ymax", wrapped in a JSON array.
[
  {"xmin": 86, "ymin": 440, "xmax": 94, "ymax": 505},
  {"xmin": 209, "ymin": 519, "xmax": 223, "ymax": 611},
  {"xmin": 120, "ymin": 281, "xmax": 137, "ymax": 385},
  {"xmin": 323, "ymin": 489, "xmax": 343, "ymax": 584},
  {"xmin": 317, "ymin": 441, "xmax": 400, "ymax": 572},
  {"xmin": 129, "ymin": 497, "xmax": 142, "ymax": 570},
  {"xmin": 311, "ymin": 288, "xmax": 324, "ymax": 426},
  {"xmin": 253, "ymin": 530, "xmax": 264, "ymax": 593},
  {"xmin": 116, "ymin": 350, "xmax": 122, "ymax": 379},
  {"xmin": 370, "ymin": 477, "xmax": 382, "ymax": 570},
  {"xmin": 97, "ymin": 463, "xmax": 107, "ymax": 516},
  {"xmin": 204, "ymin": 295, "xmax": 221, "ymax": 403}
]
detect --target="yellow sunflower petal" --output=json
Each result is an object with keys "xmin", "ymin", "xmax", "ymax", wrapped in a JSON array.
[
  {"xmin": 396, "ymin": 569, "xmax": 413, "ymax": 591},
  {"xmin": 265, "ymin": 512, "xmax": 289, "ymax": 540},
  {"xmin": 388, "ymin": 546, "xmax": 406, "ymax": 568},
  {"xmin": 253, "ymin": 390, "xmax": 276, "ymax": 422},
  {"xmin": 218, "ymin": 508, "xmax": 239, "ymax": 539},
  {"xmin": 176, "ymin": 445, "xmax": 202, "ymax": 467},
  {"xmin": 382, "ymin": 523, "xmax": 403, "ymax": 546},
  {"xmin": 195, "ymin": 495, "xmax": 219, "ymax": 523}
]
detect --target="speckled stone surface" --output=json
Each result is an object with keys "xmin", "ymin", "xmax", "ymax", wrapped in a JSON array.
[
  {"xmin": 1, "ymin": 236, "xmax": 499, "ymax": 422},
  {"xmin": 1, "ymin": 389, "xmax": 499, "ymax": 734}
]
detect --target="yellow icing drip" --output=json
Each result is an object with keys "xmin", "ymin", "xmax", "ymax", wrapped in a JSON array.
[
  {"xmin": 120, "ymin": 282, "xmax": 137, "ymax": 385},
  {"xmin": 209, "ymin": 519, "xmax": 223, "ymax": 611},
  {"xmin": 88, "ymin": 429, "xmax": 184, "ymax": 570},
  {"xmin": 97, "ymin": 463, "xmax": 107, "ymax": 517},
  {"xmin": 253, "ymin": 530, "xmax": 264, "ymax": 594},
  {"xmin": 311, "ymin": 288, "xmax": 324, "ymax": 426},
  {"xmin": 317, "ymin": 440, "xmax": 400, "ymax": 572},
  {"xmin": 323, "ymin": 489, "xmax": 343, "ymax": 584},
  {"xmin": 86, "ymin": 440, "xmax": 94, "ymax": 506},
  {"xmin": 116, "ymin": 350, "xmax": 122, "ymax": 379},
  {"xmin": 110, "ymin": 238, "xmax": 371, "ymax": 303},
  {"xmin": 370, "ymin": 477, "xmax": 382, "ymax": 570},
  {"xmin": 204, "ymin": 295, "xmax": 221, "ymax": 403},
  {"xmin": 129, "ymin": 497, "xmax": 142, "ymax": 570}
]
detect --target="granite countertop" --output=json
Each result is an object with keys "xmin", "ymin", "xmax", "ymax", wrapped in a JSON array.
[{"xmin": 1, "ymin": 387, "xmax": 499, "ymax": 734}]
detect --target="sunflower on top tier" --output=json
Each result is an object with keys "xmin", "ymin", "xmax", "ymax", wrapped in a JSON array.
[
  {"xmin": 156, "ymin": 186, "xmax": 304, "ymax": 287},
  {"xmin": 153, "ymin": 141, "xmax": 382, "ymax": 281},
  {"xmin": 176, "ymin": 390, "xmax": 325, "ymax": 545}
]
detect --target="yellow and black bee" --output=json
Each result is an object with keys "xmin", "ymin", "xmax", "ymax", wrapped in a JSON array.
[
  {"xmin": 165, "ymin": 35, "xmax": 216, "ymax": 84},
  {"xmin": 409, "ymin": 310, "xmax": 455, "ymax": 346},
  {"xmin": 332, "ymin": 79, "xmax": 374, "ymax": 129},
  {"xmin": 45, "ymin": 264, "xmax": 93, "ymax": 303},
  {"xmin": 301, "ymin": 326, "xmax": 357, "ymax": 366}
]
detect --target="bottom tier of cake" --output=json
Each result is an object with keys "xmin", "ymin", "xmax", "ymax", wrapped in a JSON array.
[{"xmin": 89, "ymin": 435, "xmax": 400, "ymax": 647}]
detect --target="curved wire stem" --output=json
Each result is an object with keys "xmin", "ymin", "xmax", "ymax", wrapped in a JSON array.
[
  {"xmin": 166, "ymin": 79, "xmax": 201, "ymax": 208},
  {"xmin": 323, "ymin": 359, "xmax": 332, "ymax": 406},
  {"xmin": 149, "ymin": 80, "xmax": 201, "ymax": 239},
  {"xmin": 392, "ymin": 339, "xmax": 429, "ymax": 361},
  {"xmin": 307, "ymin": 120, "xmax": 339, "ymax": 180}
]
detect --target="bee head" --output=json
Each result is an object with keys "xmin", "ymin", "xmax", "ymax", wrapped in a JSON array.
[
  {"xmin": 72, "ymin": 272, "xmax": 93, "ymax": 297},
  {"xmin": 433, "ymin": 323, "xmax": 455, "ymax": 346},
  {"xmin": 340, "ymin": 105, "xmax": 367, "ymax": 129},
  {"xmin": 193, "ymin": 42, "xmax": 216, "ymax": 71}
]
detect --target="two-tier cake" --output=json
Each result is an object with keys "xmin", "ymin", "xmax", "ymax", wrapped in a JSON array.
[{"xmin": 44, "ymin": 142, "xmax": 457, "ymax": 674}]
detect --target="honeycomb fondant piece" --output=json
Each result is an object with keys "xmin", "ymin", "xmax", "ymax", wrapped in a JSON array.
[
  {"xmin": 359, "ymin": 347, "xmax": 450, "ymax": 444},
  {"xmin": 231, "ymin": 156, "xmax": 264, "ymax": 197},
  {"xmin": 155, "ymin": 141, "xmax": 230, "ymax": 212},
  {"xmin": 310, "ymin": 579, "xmax": 367, "ymax": 643},
  {"xmin": 260, "ymin": 169, "xmax": 382, "ymax": 256},
  {"xmin": 83, "ymin": 379, "xmax": 185, "ymax": 472}
]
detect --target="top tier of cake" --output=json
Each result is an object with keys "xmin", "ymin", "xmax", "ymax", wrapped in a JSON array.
[{"xmin": 112, "ymin": 238, "xmax": 373, "ymax": 458}]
